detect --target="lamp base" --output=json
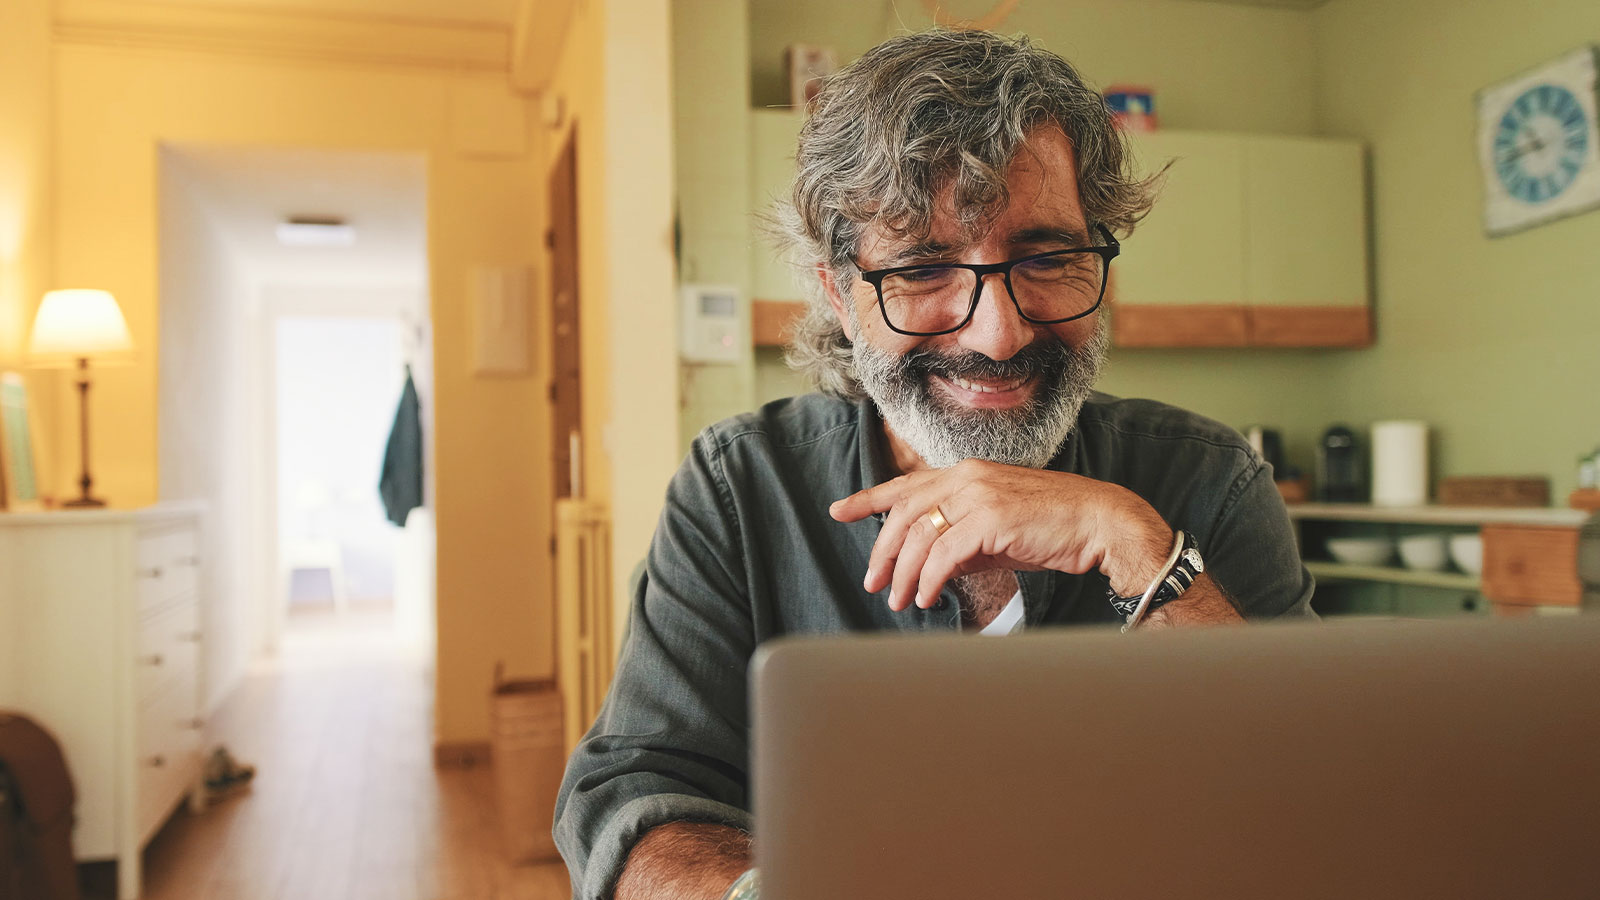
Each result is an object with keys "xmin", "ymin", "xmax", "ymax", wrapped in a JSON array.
[{"xmin": 62, "ymin": 497, "xmax": 107, "ymax": 509}]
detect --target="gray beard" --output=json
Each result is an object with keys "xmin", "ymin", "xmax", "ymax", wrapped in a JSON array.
[{"xmin": 850, "ymin": 317, "xmax": 1109, "ymax": 470}]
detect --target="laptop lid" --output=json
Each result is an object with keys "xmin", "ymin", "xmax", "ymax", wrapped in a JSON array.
[{"xmin": 751, "ymin": 617, "xmax": 1600, "ymax": 899}]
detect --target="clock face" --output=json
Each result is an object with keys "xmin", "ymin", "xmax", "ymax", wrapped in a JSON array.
[
  {"xmin": 1478, "ymin": 46, "xmax": 1600, "ymax": 236},
  {"xmin": 1491, "ymin": 84, "xmax": 1589, "ymax": 204}
]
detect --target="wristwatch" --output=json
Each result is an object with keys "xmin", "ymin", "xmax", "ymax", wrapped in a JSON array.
[{"xmin": 1107, "ymin": 530, "xmax": 1204, "ymax": 621}]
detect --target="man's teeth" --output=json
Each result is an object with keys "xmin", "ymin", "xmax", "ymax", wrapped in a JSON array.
[{"xmin": 947, "ymin": 374, "xmax": 1027, "ymax": 394}]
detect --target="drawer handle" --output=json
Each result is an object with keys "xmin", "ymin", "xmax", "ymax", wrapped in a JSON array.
[
  {"xmin": 188, "ymin": 717, "xmax": 205, "ymax": 730},
  {"xmin": 137, "ymin": 567, "xmax": 164, "ymax": 579},
  {"xmin": 141, "ymin": 653, "xmax": 165, "ymax": 667},
  {"xmin": 176, "ymin": 555, "xmax": 201, "ymax": 567},
  {"xmin": 148, "ymin": 755, "xmax": 166, "ymax": 769},
  {"xmin": 178, "ymin": 631, "xmax": 202, "ymax": 643}
]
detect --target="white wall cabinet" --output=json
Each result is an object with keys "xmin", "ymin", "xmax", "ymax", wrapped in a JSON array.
[
  {"xmin": 0, "ymin": 503, "xmax": 207, "ymax": 900},
  {"xmin": 1115, "ymin": 130, "xmax": 1371, "ymax": 348}
]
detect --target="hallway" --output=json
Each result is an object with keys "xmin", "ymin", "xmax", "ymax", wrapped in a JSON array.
[{"xmin": 82, "ymin": 622, "xmax": 570, "ymax": 900}]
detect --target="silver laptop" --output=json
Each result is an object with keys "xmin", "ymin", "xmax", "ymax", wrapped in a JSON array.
[{"xmin": 751, "ymin": 616, "xmax": 1600, "ymax": 899}]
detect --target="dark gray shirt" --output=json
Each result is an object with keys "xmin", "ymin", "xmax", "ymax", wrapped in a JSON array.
[{"xmin": 553, "ymin": 392, "xmax": 1314, "ymax": 898}]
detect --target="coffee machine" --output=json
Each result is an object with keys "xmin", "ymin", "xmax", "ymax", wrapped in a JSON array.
[{"xmin": 1317, "ymin": 425, "xmax": 1366, "ymax": 502}]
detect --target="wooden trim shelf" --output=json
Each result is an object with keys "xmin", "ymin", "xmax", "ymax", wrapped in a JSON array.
[
  {"xmin": 1109, "ymin": 304, "xmax": 1373, "ymax": 349},
  {"xmin": 752, "ymin": 299, "xmax": 805, "ymax": 347},
  {"xmin": 1305, "ymin": 561, "xmax": 1481, "ymax": 592},
  {"xmin": 1110, "ymin": 304, "xmax": 1249, "ymax": 348},
  {"xmin": 1248, "ymin": 306, "xmax": 1371, "ymax": 348}
]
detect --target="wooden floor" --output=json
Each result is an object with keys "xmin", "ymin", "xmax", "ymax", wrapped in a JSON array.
[{"xmin": 82, "ymin": 612, "xmax": 572, "ymax": 900}]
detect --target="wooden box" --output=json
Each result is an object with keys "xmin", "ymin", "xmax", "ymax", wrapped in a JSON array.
[
  {"xmin": 1437, "ymin": 476, "xmax": 1550, "ymax": 508},
  {"xmin": 1480, "ymin": 524, "xmax": 1581, "ymax": 607}
]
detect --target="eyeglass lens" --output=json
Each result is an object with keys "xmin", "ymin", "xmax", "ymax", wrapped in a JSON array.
[{"xmin": 879, "ymin": 252, "xmax": 1106, "ymax": 334}]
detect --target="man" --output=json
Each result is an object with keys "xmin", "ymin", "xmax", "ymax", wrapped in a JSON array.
[{"xmin": 555, "ymin": 29, "xmax": 1314, "ymax": 900}]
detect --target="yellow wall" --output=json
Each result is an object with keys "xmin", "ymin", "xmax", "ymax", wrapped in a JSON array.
[
  {"xmin": 52, "ymin": 33, "xmax": 550, "ymax": 743},
  {"xmin": 600, "ymin": 0, "xmax": 679, "ymax": 612},
  {"xmin": 1312, "ymin": 0, "xmax": 1600, "ymax": 498},
  {"xmin": 0, "ymin": 0, "xmax": 60, "ymax": 481},
  {"xmin": 0, "ymin": 0, "xmax": 52, "ymax": 364},
  {"xmin": 546, "ymin": 0, "xmax": 679, "ymax": 629}
]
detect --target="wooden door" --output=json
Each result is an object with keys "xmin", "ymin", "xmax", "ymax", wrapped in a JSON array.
[{"xmin": 549, "ymin": 131, "xmax": 582, "ymax": 499}]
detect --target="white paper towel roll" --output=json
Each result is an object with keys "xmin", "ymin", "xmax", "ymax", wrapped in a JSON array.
[{"xmin": 1371, "ymin": 420, "xmax": 1429, "ymax": 507}]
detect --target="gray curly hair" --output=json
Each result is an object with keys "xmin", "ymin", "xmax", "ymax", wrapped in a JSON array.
[{"xmin": 772, "ymin": 29, "xmax": 1160, "ymax": 400}]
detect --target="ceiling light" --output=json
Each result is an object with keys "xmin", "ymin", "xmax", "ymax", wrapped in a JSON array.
[{"xmin": 276, "ymin": 216, "xmax": 356, "ymax": 247}]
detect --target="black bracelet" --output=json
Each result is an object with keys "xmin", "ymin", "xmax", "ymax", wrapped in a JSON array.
[{"xmin": 1107, "ymin": 530, "xmax": 1201, "ymax": 620}]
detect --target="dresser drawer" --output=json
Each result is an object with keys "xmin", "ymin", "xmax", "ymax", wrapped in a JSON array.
[
  {"xmin": 135, "ymin": 526, "xmax": 200, "ymax": 615},
  {"xmin": 136, "ymin": 600, "xmax": 200, "ymax": 706},
  {"xmin": 135, "ymin": 676, "xmax": 203, "ymax": 843},
  {"xmin": 137, "ymin": 664, "xmax": 202, "ymax": 770}
]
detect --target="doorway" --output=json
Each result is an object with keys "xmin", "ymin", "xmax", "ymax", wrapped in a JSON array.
[
  {"xmin": 273, "ymin": 314, "xmax": 428, "ymax": 652},
  {"xmin": 157, "ymin": 144, "xmax": 435, "ymax": 696}
]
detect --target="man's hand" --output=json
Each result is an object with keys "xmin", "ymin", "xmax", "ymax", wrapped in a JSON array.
[
  {"xmin": 614, "ymin": 822, "xmax": 751, "ymax": 900},
  {"xmin": 829, "ymin": 459, "xmax": 1179, "ymax": 611}
]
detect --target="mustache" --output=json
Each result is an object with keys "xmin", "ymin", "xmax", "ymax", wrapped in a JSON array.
[{"xmin": 892, "ymin": 340, "xmax": 1073, "ymax": 384}]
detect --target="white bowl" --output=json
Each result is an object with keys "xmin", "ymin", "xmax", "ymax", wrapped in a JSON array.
[
  {"xmin": 1449, "ymin": 534, "xmax": 1484, "ymax": 576},
  {"xmin": 1397, "ymin": 533, "xmax": 1450, "ymax": 572},
  {"xmin": 1326, "ymin": 536, "xmax": 1395, "ymax": 566}
]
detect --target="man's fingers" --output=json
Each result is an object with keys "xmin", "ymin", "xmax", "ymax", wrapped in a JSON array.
[
  {"xmin": 916, "ymin": 518, "xmax": 986, "ymax": 607},
  {"xmin": 886, "ymin": 510, "xmax": 945, "ymax": 611},
  {"xmin": 864, "ymin": 485, "xmax": 950, "ymax": 593},
  {"xmin": 828, "ymin": 471, "xmax": 933, "ymax": 522}
]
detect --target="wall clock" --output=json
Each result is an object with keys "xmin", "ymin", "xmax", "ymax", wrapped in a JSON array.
[{"xmin": 1477, "ymin": 45, "xmax": 1600, "ymax": 236}]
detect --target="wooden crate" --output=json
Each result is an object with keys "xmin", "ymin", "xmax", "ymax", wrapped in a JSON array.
[
  {"xmin": 1480, "ymin": 524, "xmax": 1581, "ymax": 607},
  {"xmin": 1437, "ymin": 476, "xmax": 1549, "ymax": 508}
]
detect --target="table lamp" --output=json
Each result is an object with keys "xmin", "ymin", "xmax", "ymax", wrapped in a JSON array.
[{"xmin": 27, "ymin": 289, "xmax": 135, "ymax": 508}]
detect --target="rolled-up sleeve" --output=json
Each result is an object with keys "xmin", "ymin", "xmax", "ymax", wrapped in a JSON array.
[
  {"xmin": 1205, "ymin": 462, "xmax": 1317, "ymax": 620},
  {"xmin": 553, "ymin": 431, "xmax": 756, "ymax": 899}
]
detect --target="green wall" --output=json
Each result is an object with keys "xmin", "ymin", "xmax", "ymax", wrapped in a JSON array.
[{"xmin": 1313, "ymin": 0, "xmax": 1600, "ymax": 499}]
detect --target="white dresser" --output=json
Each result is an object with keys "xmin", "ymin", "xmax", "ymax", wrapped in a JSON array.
[{"xmin": 0, "ymin": 502, "xmax": 207, "ymax": 900}]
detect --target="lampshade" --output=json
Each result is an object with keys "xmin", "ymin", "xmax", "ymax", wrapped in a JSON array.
[{"xmin": 27, "ymin": 289, "xmax": 136, "ymax": 367}]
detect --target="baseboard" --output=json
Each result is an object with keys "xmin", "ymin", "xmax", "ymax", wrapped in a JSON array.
[{"xmin": 434, "ymin": 740, "xmax": 492, "ymax": 769}]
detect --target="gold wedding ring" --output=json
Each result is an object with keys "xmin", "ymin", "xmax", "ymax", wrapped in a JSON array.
[{"xmin": 927, "ymin": 505, "xmax": 952, "ymax": 535}]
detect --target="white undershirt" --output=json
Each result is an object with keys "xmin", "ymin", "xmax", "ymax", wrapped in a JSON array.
[{"xmin": 977, "ymin": 589, "xmax": 1025, "ymax": 636}]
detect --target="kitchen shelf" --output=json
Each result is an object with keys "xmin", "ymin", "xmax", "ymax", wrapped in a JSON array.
[
  {"xmin": 1305, "ymin": 561, "xmax": 1481, "ymax": 592},
  {"xmin": 1286, "ymin": 503, "xmax": 1589, "ymax": 527}
]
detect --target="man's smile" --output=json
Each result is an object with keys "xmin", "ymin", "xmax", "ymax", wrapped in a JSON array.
[{"xmin": 932, "ymin": 372, "xmax": 1038, "ymax": 408}]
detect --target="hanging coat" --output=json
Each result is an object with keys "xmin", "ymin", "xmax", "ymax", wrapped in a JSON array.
[{"xmin": 379, "ymin": 368, "xmax": 424, "ymax": 527}]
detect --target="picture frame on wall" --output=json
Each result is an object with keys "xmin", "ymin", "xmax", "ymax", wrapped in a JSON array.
[{"xmin": 0, "ymin": 372, "xmax": 45, "ymax": 512}]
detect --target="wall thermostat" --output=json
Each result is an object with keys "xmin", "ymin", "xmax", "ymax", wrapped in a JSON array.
[{"xmin": 680, "ymin": 284, "xmax": 745, "ymax": 364}]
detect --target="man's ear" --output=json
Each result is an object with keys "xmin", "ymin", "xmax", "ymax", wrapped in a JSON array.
[{"xmin": 817, "ymin": 264, "xmax": 855, "ymax": 342}]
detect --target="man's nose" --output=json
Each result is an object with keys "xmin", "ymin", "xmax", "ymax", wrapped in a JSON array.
[{"xmin": 956, "ymin": 273, "xmax": 1034, "ymax": 361}]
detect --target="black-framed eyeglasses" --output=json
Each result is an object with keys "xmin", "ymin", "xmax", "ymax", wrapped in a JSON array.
[{"xmin": 857, "ymin": 223, "xmax": 1120, "ymax": 337}]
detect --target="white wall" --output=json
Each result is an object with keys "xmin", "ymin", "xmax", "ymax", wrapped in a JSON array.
[
  {"xmin": 255, "ymin": 284, "xmax": 430, "ymax": 650},
  {"xmin": 157, "ymin": 152, "xmax": 254, "ymax": 712},
  {"xmin": 274, "ymin": 316, "xmax": 405, "ymax": 605}
]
